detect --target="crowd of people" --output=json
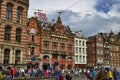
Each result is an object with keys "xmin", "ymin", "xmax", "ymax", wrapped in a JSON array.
[
  {"xmin": 86, "ymin": 67, "xmax": 120, "ymax": 80},
  {"xmin": 0, "ymin": 65, "xmax": 78, "ymax": 80},
  {"xmin": 1, "ymin": 65, "xmax": 119, "ymax": 80}
]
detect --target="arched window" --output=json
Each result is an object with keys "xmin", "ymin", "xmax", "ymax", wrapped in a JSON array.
[
  {"xmin": 4, "ymin": 48, "xmax": 10, "ymax": 64},
  {"xmin": 16, "ymin": 28, "xmax": 21, "ymax": 42},
  {"xmin": 6, "ymin": 3, "xmax": 13, "ymax": 20},
  {"xmin": 17, "ymin": 6, "xmax": 23, "ymax": 23},
  {"xmin": 15, "ymin": 50, "xmax": 21, "ymax": 64},
  {"xmin": 4, "ymin": 26, "xmax": 11, "ymax": 41}
]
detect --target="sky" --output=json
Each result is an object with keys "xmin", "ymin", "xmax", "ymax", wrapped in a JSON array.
[{"xmin": 28, "ymin": 0, "xmax": 120, "ymax": 37}]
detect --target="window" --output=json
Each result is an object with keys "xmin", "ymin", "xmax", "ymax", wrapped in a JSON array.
[
  {"xmin": 79, "ymin": 56, "xmax": 81, "ymax": 62},
  {"xmin": 16, "ymin": 28, "xmax": 21, "ymax": 42},
  {"xmin": 75, "ymin": 47, "xmax": 78, "ymax": 53},
  {"xmin": 4, "ymin": 26, "xmax": 11, "ymax": 41},
  {"xmin": 43, "ymin": 41, "xmax": 49, "ymax": 49},
  {"xmin": 79, "ymin": 40, "xmax": 81, "ymax": 46},
  {"xmin": 79, "ymin": 48, "xmax": 81, "ymax": 53},
  {"xmin": 83, "ymin": 48, "xmax": 85, "ymax": 54},
  {"xmin": 76, "ymin": 55, "xmax": 78, "ymax": 62},
  {"xmin": 75, "ymin": 40, "xmax": 78, "ymax": 46},
  {"xmin": 31, "ymin": 35, "xmax": 35, "ymax": 42},
  {"xmin": 67, "ymin": 44, "xmax": 72, "ymax": 53},
  {"xmin": 60, "ymin": 43, "xmax": 65, "ymax": 51},
  {"xmin": 15, "ymin": 50, "xmax": 20, "ymax": 64},
  {"xmin": 6, "ymin": 3, "xmax": 12, "ymax": 20},
  {"xmin": 31, "ymin": 47, "xmax": 35, "ymax": 55},
  {"xmin": 17, "ymin": 7, "xmax": 23, "ymax": 23},
  {"xmin": 83, "ymin": 56, "xmax": 85, "ymax": 63},
  {"xmin": 97, "ymin": 49, "xmax": 103, "ymax": 54},
  {"xmin": 52, "ymin": 42, "xmax": 58, "ymax": 50},
  {"xmin": 82, "ymin": 41, "xmax": 84, "ymax": 46},
  {"xmin": 4, "ymin": 49, "xmax": 10, "ymax": 64}
]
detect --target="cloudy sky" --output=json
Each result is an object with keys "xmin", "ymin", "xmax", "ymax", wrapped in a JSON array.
[{"xmin": 28, "ymin": 0, "xmax": 120, "ymax": 37}]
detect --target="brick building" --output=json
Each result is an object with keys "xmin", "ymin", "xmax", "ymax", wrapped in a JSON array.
[
  {"xmin": 0, "ymin": 0, "xmax": 29, "ymax": 64},
  {"xmin": 87, "ymin": 33, "xmax": 104, "ymax": 68},
  {"xmin": 107, "ymin": 31, "xmax": 120, "ymax": 68},
  {"xmin": 87, "ymin": 31, "xmax": 120, "ymax": 68},
  {"xmin": 27, "ymin": 16, "xmax": 75, "ymax": 70}
]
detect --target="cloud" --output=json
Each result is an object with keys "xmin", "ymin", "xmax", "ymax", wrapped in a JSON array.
[
  {"xmin": 94, "ymin": 0, "xmax": 118, "ymax": 13},
  {"xmin": 29, "ymin": 0, "xmax": 120, "ymax": 37}
]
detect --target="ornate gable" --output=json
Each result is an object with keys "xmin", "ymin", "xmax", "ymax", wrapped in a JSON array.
[
  {"xmin": 54, "ymin": 16, "xmax": 65, "ymax": 34},
  {"xmin": 108, "ymin": 31, "xmax": 115, "ymax": 42},
  {"xmin": 27, "ymin": 18, "xmax": 38, "ymax": 34}
]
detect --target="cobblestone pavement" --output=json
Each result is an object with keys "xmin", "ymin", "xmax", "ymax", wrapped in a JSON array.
[{"xmin": 72, "ymin": 74, "xmax": 87, "ymax": 80}]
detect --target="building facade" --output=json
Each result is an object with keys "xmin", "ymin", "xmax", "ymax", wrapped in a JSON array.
[
  {"xmin": 0, "ymin": 0, "xmax": 29, "ymax": 65},
  {"xmin": 27, "ymin": 16, "xmax": 75, "ymax": 70},
  {"xmin": 87, "ymin": 32, "xmax": 120, "ymax": 69},
  {"xmin": 107, "ymin": 31, "xmax": 120, "ymax": 68},
  {"xmin": 74, "ymin": 31, "xmax": 87, "ymax": 72},
  {"xmin": 87, "ymin": 33, "xmax": 105, "ymax": 68}
]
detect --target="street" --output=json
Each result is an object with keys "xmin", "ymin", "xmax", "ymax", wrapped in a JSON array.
[{"xmin": 72, "ymin": 74, "xmax": 87, "ymax": 80}]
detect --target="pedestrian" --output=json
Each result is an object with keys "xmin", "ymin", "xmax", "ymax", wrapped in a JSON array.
[
  {"xmin": 65, "ymin": 72, "xmax": 70, "ymax": 80},
  {"xmin": 12, "ymin": 67, "xmax": 17, "ymax": 78},
  {"xmin": 4, "ymin": 69, "xmax": 13, "ymax": 80},
  {"xmin": 86, "ymin": 69, "xmax": 90, "ymax": 80},
  {"xmin": 113, "ymin": 68, "xmax": 119, "ymax": 80},
  {"xmin": 94, "ymin": 68, "xmax": 108, "ymax": 80},
  {"xmin": 90, "ymin": 69, "xmax": 94, "ymax": 80},
  {"xmin": 45, "ymin": 69, "xmax": 49, "ymax": 77},
  {"xmin": 108, "ymin": 69, "xmax": 113, "ymax": 80},
  {"xmin": 65, "ymin": 72, "xmax": 72, "ymax": 80},
  {"xmin": 59, "ymin": 74, "xmax": 64, "ymax": 80}
]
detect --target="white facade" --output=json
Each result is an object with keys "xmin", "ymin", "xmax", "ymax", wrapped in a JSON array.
[{"xmin": 74, "ymin": 31, "xmax": 87, "ymax": 65}]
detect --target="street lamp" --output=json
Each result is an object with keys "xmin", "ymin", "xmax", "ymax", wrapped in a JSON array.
[
  {"xmin": 29, "ymin": 28, "xmax": 36, "ymax": 43},
  {"xmin": 28, "ymin": 28, "xmax": 36, "ymax": 67}
]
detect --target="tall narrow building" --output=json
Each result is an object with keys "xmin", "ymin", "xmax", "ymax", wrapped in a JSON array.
[
  {"xmin": 0, "ymin": 0, "xmax": 29, "ymax": 65},
  {"xmin": 74, "ymin": 31, "xmax": 87, "ymax": 72},
  {"xmin": 87, "ymin": 33, "xmax": 104, "ymax": 68}
]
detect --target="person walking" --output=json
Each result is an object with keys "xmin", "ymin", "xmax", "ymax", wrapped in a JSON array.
[
  {"xmin": 4, "ymin": 69, "xmax": 13, "ymax": 80},
  {"xmin": 90, "ymin": 69, "xmax": 96, "ymax": 80},
  {"xmin": 94, "ymin": 68, "xmax": 108, "ymax": 80},
  {"xmin": 108, "ymin": 69, "xmax": 113, "ymax": 80},
  {"xmin": 59, "ymin": 74, "xmax": 64, "ymax": 80},
  {"xmin": 113, "ymin": 68, "xmax": 119, "ymax": 80},
  {"xmin": 86, "ymin": 69, "xmax": 90, "ymax": 80}
]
